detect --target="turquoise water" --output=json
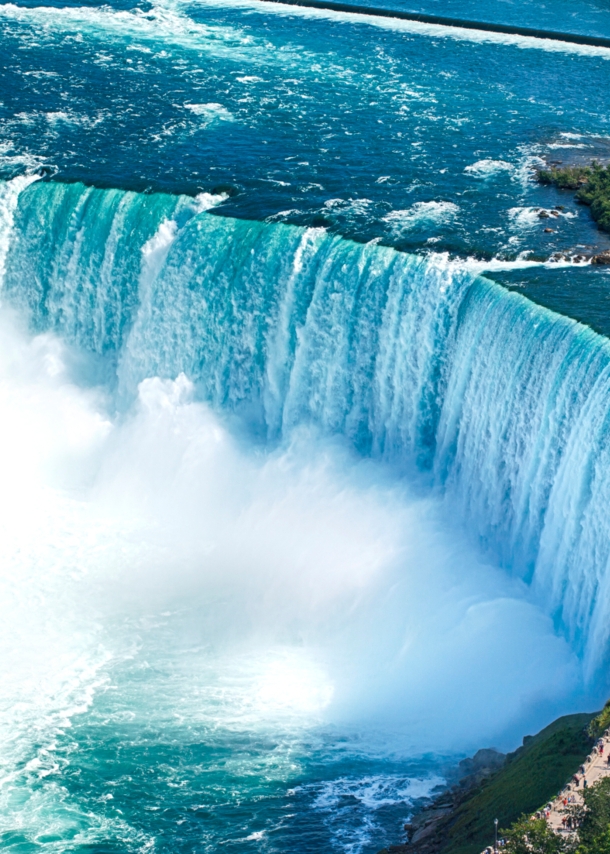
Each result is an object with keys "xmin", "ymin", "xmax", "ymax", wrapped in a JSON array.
[
  {"xmin": 2, "ymin": 1, "xmax": 610, "ymax": 852},
  {"xmin": 331, "ymin": 0, "xmax": 610, "ymax": 39}
]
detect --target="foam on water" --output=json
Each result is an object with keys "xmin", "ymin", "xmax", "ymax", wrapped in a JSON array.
[
  {"xmin": 0, "ymin": 174, "xmax": 601, "ymax": 850},
  {"xmin": 465, "ymin": 159, "xmax": 514, "ymax": 177},
  {"xmin": 0, "ymin": 305, "xmax": 582, "ymax": 849},
  {"xmin": 383, "ymin": 201, "xmax": 459, "ymax": 233},
  {"xmin": 3, "ymin": 180, "xmax": 610, "ymax": 682},
  {"xmin": 180, "ymin": 0, "xmax": 610, "ymax": 58}
]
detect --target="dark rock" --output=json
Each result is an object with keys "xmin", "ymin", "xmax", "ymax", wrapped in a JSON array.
[
  {"xmin": 538, "ymin": 210, "xmax": 550, "ymax": 218},
  {"xmin": 211, "ymin": 183, "xmax": 241, "ymax": 197},
  {"xmin": 591, "ymin": 250, "xmax": 610, "ymax": 265},
  {"xmin": 544, "ymin": 228, "xmax": 554, "ymax": 233},
  {"xmin": 458, "ymin": 748, "xmax": 505, "ymax": 780}
]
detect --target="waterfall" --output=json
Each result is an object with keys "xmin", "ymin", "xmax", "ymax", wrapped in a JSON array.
[{"xmin": 4, "ymin": 176, "xmax": 610, "ymax": 675}]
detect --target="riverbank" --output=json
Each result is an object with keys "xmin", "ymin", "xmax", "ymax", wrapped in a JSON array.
[{"xmin": 379, "ymin": 711, "xmax": 599, "ymax": 854}]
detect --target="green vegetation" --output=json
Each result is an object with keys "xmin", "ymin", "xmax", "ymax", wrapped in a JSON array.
[
  {"xmin": 503, "ymin": 816, "xmax": 567, "ymax": 854},
  {"xmin": 588, "ymin": 700, "xmax": 610, "ymax": 740},
  {"xmin": 501, "ymin": 778, "xmax": 610, "ymax": 854},
  {"xmin": 537, "ymin": 162, "xmax": 610, "ymax": 233},
  {"xmin": 439, "ymin": 713, "xmax": 596, "ymax": 854},
  {"xmin": 577, "ymin": 776, "xmax": 610, "ymax": 853}
]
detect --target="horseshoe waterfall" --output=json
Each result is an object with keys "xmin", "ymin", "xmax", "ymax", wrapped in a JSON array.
[
  {"xmin": 3, "ymin": 0, "xmax": 610, "ymax": 848},
  {"xmin": 4, "ymin": 177, "xmax": 610, "ymax": 669}
]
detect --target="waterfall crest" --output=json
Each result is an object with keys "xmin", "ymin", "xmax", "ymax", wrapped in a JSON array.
[{"xmin": 4, "ymin": 177, "xmax": 610, "ymax": 672}]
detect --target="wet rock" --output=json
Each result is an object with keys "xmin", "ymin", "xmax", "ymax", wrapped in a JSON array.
[
  {"xmin": 211, "ymin": 183, "xmax": 241, "ymax": 197},
  {"xmin": 591, "ymin": 250, "xmax": 610, "ymax": 265},
  {"xmin": 538, "ymin": 210, "xmax": 550, "ymax": 218},
  {"xmin": 544, "ymin": 228, "xmax": 554, "ymax": 233}
]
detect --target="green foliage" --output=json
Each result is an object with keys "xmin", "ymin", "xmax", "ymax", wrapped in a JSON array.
[
  {"xmin": 439, "ymin": 714, "xmax": 595, "ymax": 854},
  {"xmin": 577, "ymin": 827, "xmax": 610, "ymax": 854},
  {"xmin": 587, "ymin": 700, "xmax": 610, "ymax": 739},
  {"xmin": 537, "ymin": 166, "xmax": 592, "ymax": 190},
  {"xmin": 537, "ymin": 161, "xmax": 610, "ymax": 233},
  {"xmin": 502, "ymin": 816, "xmax": 569, "ymax": 854},
  {"xmin": 576, "ymin": 777, "xmax": 610, "ymax": 853},
  {"xmin": 497, "ymin": 775, "xmax": 610, "ymax": 854}
]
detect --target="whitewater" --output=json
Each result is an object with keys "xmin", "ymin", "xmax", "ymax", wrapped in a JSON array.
[
  {"xmin": 0, "ymin": 172, "xmax": 607, "ymax": 850},
  {"xmin": 2, "ymin": 0, "xmax": 610, "ymax": 848}
]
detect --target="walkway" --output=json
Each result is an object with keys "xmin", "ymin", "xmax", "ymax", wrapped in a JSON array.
[
  {"xmin": 478, "ymin": 728, "xmax": 610, "ymax": 852},
  {"xmin": 545, "ymin": 729, "xmax": 610, "ymax": 836}
]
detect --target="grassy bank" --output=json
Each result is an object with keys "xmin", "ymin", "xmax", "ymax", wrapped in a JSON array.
[
  {"xmin": 443, "ymin": 713, "xmax": 595, "ymax": 854},
  {"xmin": 382, "ymin": 712, "xmax": 598, "ymax": 854}
]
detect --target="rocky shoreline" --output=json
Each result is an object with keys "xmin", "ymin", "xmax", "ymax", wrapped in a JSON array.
[
  {"xmin": 380, "ymin": 749, "xmax": 506, "ymax": 854},
  {"xmin": 379, "ymin": 712, "xmax": 598, "ymax": 854}
]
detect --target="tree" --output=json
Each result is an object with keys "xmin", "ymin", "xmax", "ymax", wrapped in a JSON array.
[
  {"xmin": 502, "ymin": 816, "xmax": 571, "ymax": 854},
  {"xmin": 576, "ymin": 777, "xmax": 610, "ymax": 854}
]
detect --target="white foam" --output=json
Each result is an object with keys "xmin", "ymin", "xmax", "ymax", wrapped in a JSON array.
[
  {"xmin": 313, "ymin": 773, "xmax": 444, "ymax": 811},
  {"xmin": 0, "ymin": 174, "xmax": 40, "ymax": 290},
  {"xmin": 384, "ymin": 201, "xmax": 459, "ymax": 232},
  {"xmin": 0, "ymin": 311, "xmax": 582, "ymax": 753},
  {"xmin": 547, "ymin": 142, "xmax": 590, "ymax": 149},
  {"xmin": 245, "ymin": 830, "xmax": 266, "ymax": 840},
  {"xmin": 323, "ymin": 197, "xmax": 377, "ymax": 217},
  {"xmin": 465, "ymin": 159, "xmax": 514, "ymax": 177},
  {"xmin": 194, "ymin": 190, "xmax": 229, "ymax": 210},
  {"xmin": 184, "ymin": 102, "xmax": 236, "ymax": 125},
  {"xmin": 507, "ymin": 205, "xmax": 578, "ymax": 231},
  {"xmin": 173, "ymin": 0, "xmax": 610, "ymax": 59}
]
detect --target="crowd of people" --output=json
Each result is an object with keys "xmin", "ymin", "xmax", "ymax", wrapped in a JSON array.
[{"xmin": 479, "ymin": 731, "xmax": 610, "ymax": 853}]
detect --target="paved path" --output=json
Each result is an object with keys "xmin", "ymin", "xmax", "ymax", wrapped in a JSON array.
[
  {"xmin": 479, "ymin": 728, "xmax": 610, "ymax": 852},
  {"xmin": 544, "ymin": 729, "xmax": 610, "ymax": 836}
]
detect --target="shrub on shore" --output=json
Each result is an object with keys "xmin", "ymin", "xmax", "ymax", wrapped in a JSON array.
[
  {"xmin": 537, "ymin": 162, "xmax": 610, "ymax": 233},
  {"xmin": 588, "ymin": 700, "xmax": 610, "ymax": 740}
]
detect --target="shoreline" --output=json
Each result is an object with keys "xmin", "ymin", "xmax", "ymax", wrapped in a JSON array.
[{"xmin": 379, "ymin": 711, "xmax": 600, "ymax": 854}]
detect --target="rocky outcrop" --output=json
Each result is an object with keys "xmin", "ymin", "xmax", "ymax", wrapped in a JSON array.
[
  {"xmin": 380, "ymin": 749, "xmax": 506, "ymax": 854},
  {"xmin": 591, "ymin": 250, "xmax": 610, "ymax": 265}
]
